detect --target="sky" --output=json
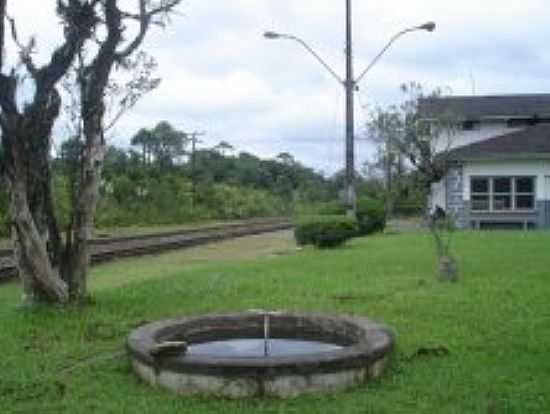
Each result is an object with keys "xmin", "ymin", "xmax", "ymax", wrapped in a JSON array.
[{"xmin": 5, "ymin": 0, "xmax": 550, "ymax": 174}]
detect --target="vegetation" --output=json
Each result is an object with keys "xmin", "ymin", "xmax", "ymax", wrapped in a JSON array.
[
  {"xmin": 315, "ymin": 196, "xmax": 387, "ymax": 236},
  {"xmin": 0, "ymin": 230, "xmax": 549, "ymax": 413},
  {"xmin": 61, "ymin": 133, "xmax": 336, "ymax": 228},
  {"xmin": 355, "ymin": 197, "xmax": 386, "ymax": 235},
  {"xmin": 0, "ymin": 121, "xmax": 361, "ymax": 240},
  {"xmin": 294, "ymin": 215, "xmax": 358, "ymax": 248},
  {"xmin": 429, "ymin": 213, "xmax": 458, "ymax": 281},
  {"xmin": 364, "ymin": 82, "xmax": 458, "ymax": 216}
]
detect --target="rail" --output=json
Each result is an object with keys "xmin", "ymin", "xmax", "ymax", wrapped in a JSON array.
[{"xmin": 0, "ymin": 218, "xmax": 293, "ymax": 283}]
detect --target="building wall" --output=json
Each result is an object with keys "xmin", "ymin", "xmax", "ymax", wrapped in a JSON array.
[
  {"xmin": 430, "ymin": 180, "xmax": 446, "ymax": 211},
  {"xmin": 429, "ymin": 119, "xmax": 550, "ymax": 229},
  {"xmin": 444, "ymin": 165, "xmax": 469, "ymax": 228},
  {"xmin": 434, "ymin": 121, "xmax": 523, "ymax": 153},
  {"xmin": 438, "ymin": 161, "xmax": 550, "ymax": 229}
]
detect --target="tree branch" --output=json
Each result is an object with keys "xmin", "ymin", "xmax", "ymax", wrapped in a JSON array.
[
  {"xmin": 116, "ymin": 0, "xmax": 181, "ymax": 59},
  {"xmin": 37, "ymin": 0, "xmax": 98, "ymax": 90},
  {"xmin": 6, "ymin": 13, "xmax": 38, "ymax": 76},
  {"xmin": 0, "ymin": 0, "xmax": 6, "ymax": 72}
]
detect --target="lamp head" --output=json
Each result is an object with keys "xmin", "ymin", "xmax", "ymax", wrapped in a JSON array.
[
  {"xmin": 419, "ymin": 22, "xmax": 436, "ymax": 32},
  {"xmin": 264, "ymin": 31, "xmax": 282, "ymax": 39}
]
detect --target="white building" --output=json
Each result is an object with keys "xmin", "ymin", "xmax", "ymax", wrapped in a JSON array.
[{"xmin": 420, "ymin": 94, "xmax": 550, "ymax": 230}]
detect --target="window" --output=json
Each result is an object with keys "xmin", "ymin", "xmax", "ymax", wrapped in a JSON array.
[
  {"xmin": 493, "ymin": 178, "xmax": 512, "ymax": 211},
  {"xmin": 470, "ymin": 177, "xmax": 535, "ymax": 212},
  {"xmin": 462, "ymin": 120, "xmax": 479, "ymax": 131},
  {"xmin": 506, "ymin": 117, "xmax": 550, "ymax": 128},
  {"xmin": 515, "ymin": 177, "xmax": 535, "ymax": 210},
  {"xmin": 471, "ymin": 178, "xmax": 490, "ymax": 211}
]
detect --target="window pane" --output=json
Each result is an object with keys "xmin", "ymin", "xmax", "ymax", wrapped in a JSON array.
[
  {"xmin": 516, "ymin": 195, "xmax": 535, "ymax": 210},
  {"xmin": 472, "ymin": 195, "xmax": 490, "ymax": 211},
  {"xmin": 493, "ymin": 195, "xmax": 512, "ymax": 210},
  {"xmin": 494, "ymin": 178, "xmax": 511, "ymax": 193},
  {"xmin": 472, "ymin": 178, "xmax": 489, "ymax": 193},
  {"xmin": 516, "ymin": 177, "xmax": 534, "ymax": 193}
]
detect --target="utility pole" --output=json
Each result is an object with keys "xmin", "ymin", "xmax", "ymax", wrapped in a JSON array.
[
  {"xmin": 186, "ymin": 131, "xmax": 205, "ymax": 209},
  {"xmin": 264, "ymin": 9, "xmax": 435, "ymax": 217},
  {"xmin": 344, "ymin": 0, "xmax": 356, "ymax": 216}
]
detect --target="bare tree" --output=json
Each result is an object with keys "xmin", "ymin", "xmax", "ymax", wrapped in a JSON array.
[
  {"xmin": 0, "ymin": 0, "xmax": 181, "ymax": 305},
  {"xmin": 397, "ymin": 82, "xmax": 459, "ymax": 200},
  {"xmin": 367, "ymin": 106, "xmax": 403, "ymax": 216},
  {"xmin": 428, "ymin": 212, "xmax": 457, "ymax": 281},
  {"xmin": 366, "ymin": 82, "xmax": 460, "ymax": 281}
]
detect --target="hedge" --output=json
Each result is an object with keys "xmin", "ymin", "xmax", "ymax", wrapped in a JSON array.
[
  {"xmin": 314, "ymin": 196, "xmax": 386, "ymax": 236},
  {"xmin": 355, "ymin": 197, "xmax": 386, "ymax": 235},
  {"xmin": 294, "ymin": 215, "xmax": 358, "ymax": 248}
]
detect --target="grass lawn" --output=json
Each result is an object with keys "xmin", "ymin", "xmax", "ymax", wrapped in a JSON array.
[{"xmin": 1, "ymin": 230, "xmax": 549, "ymax": 413}]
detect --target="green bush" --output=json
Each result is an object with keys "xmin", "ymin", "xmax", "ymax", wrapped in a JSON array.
[
  {"xmin": 294, "ymin": 215, "xmax": 358, "ymax": 248},
  {"xmin": 356, "ymin": 197, "xmax": 386, "ymax": 235},
  {"xmin": 315, "ymin": 200, "xmax": 344, "ymax": 215},
  {"xmin": 312, "ymin": 196, "xmax": 386, "ymax": 236}
]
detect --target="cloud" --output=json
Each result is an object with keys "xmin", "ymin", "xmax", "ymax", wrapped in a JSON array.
[{"xmin": 6, "ymin": 0, "xmax": 550, "ymax": 173}]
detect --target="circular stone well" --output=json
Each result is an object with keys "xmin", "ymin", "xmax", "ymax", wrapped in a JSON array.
[{"xmin": 127, "ymin": 311, "xmax": 394, "ymax": 399}]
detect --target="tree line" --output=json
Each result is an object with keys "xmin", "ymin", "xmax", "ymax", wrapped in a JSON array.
[{"xmin": 50, "ymin": 121, "xmax": 341, "ymax": 229}]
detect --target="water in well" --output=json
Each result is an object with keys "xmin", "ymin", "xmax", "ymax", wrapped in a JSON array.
[
  {"xmin": 186, "ymin": 338, "xmax": 342, "ymax": 358},
  {"xmin": 185, "ymin": 311, "xmax": 342, "ymax": 358}
]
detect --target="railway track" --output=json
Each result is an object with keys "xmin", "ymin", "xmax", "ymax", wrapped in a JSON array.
[{"xmin": 0, "ymin": 218, "xmax": 293, "ymax": 283}]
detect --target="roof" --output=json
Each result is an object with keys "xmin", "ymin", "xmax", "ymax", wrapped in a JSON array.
[
  {"xmin": 419, "ymin": 94, "xmax": 550, "ymax": 121},
  {"xmin": 446, "ymin": 124, "xmax": 550, "ymax": 161}
]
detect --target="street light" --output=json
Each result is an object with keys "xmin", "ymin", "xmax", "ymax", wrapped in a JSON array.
[
  {"xmin": 264, "ymin": 7, "xmax": 436, "ymax": 216},
  {"xmin": 263, "ymin": 32, "xmax": 344, "ymax": 85},
  {"xmin": 355, "ymin": 21, "xmax": 436, "ymax": 84}
]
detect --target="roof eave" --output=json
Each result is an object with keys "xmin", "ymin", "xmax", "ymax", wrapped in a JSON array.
[
  {"xmin": 448, "ymin": 153, "xmax": 550, "ymax": 162},
  {"xmin": 419, "ymin": 114, "xmax": 550, "ymax": 122}
]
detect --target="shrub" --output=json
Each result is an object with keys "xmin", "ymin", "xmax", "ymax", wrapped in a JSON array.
[
  {"xmin": 294, "ymin": 215, "xmax": 358, "ymax": 248},
  {"xmin": 312, "ymin": 196, "xmax": 387, "ymax": 236},
  {"xmin": 315, "ymin": 200, "xmax": 345, "ymax": 215},
  {"xmin": 356, "ymin": 197, "xmax": 386, "ymax": 235}
]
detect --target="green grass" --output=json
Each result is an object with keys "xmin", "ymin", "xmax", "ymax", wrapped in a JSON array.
[{"xmin": 1, "ymin": 230, "xmax": 549, "ymax": 413}]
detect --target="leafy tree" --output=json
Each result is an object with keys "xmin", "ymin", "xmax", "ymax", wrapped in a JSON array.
[
  {"xmin": 151, "ymin": 121, "xmax": 188, "ymax": 169},
  {"xmin": 213, "ymin": 141, "xmax": 234, "ymax": 157},
  {"xmin": 131, "ymin": 128, "xmax": 155, "ymax": 166},
  {"xmin": 131, "ymin": 122, "xmax": 187, "ymax": 170}
]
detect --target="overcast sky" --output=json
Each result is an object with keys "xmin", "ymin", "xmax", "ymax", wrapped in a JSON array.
[{"xmin": 6, "ymin": 1, "xmax": 550, "ymax": 174}]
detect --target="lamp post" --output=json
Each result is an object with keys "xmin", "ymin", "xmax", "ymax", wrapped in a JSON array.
[{"xmin": 265, "ymin": 5, "xmax": 435, "ymax": 216}]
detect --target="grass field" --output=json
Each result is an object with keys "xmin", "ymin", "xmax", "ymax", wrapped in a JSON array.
[{"xmin": 1, "ymin": 230, "xmax": 549, "ymax": 413}]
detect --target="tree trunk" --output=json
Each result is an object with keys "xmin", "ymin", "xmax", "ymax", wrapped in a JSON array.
[
  {"xmin": 68, "ymin": 116, "xmax": 104, "ymax": 301},
  {"xmin": 6, "ymin": 131, "xmax": 68, "ymax": 304}
]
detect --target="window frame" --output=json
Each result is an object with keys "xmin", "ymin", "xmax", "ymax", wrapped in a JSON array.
[{"xmin": 470, "ymin": 176, "xmax": 536, "ymax": 213}]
